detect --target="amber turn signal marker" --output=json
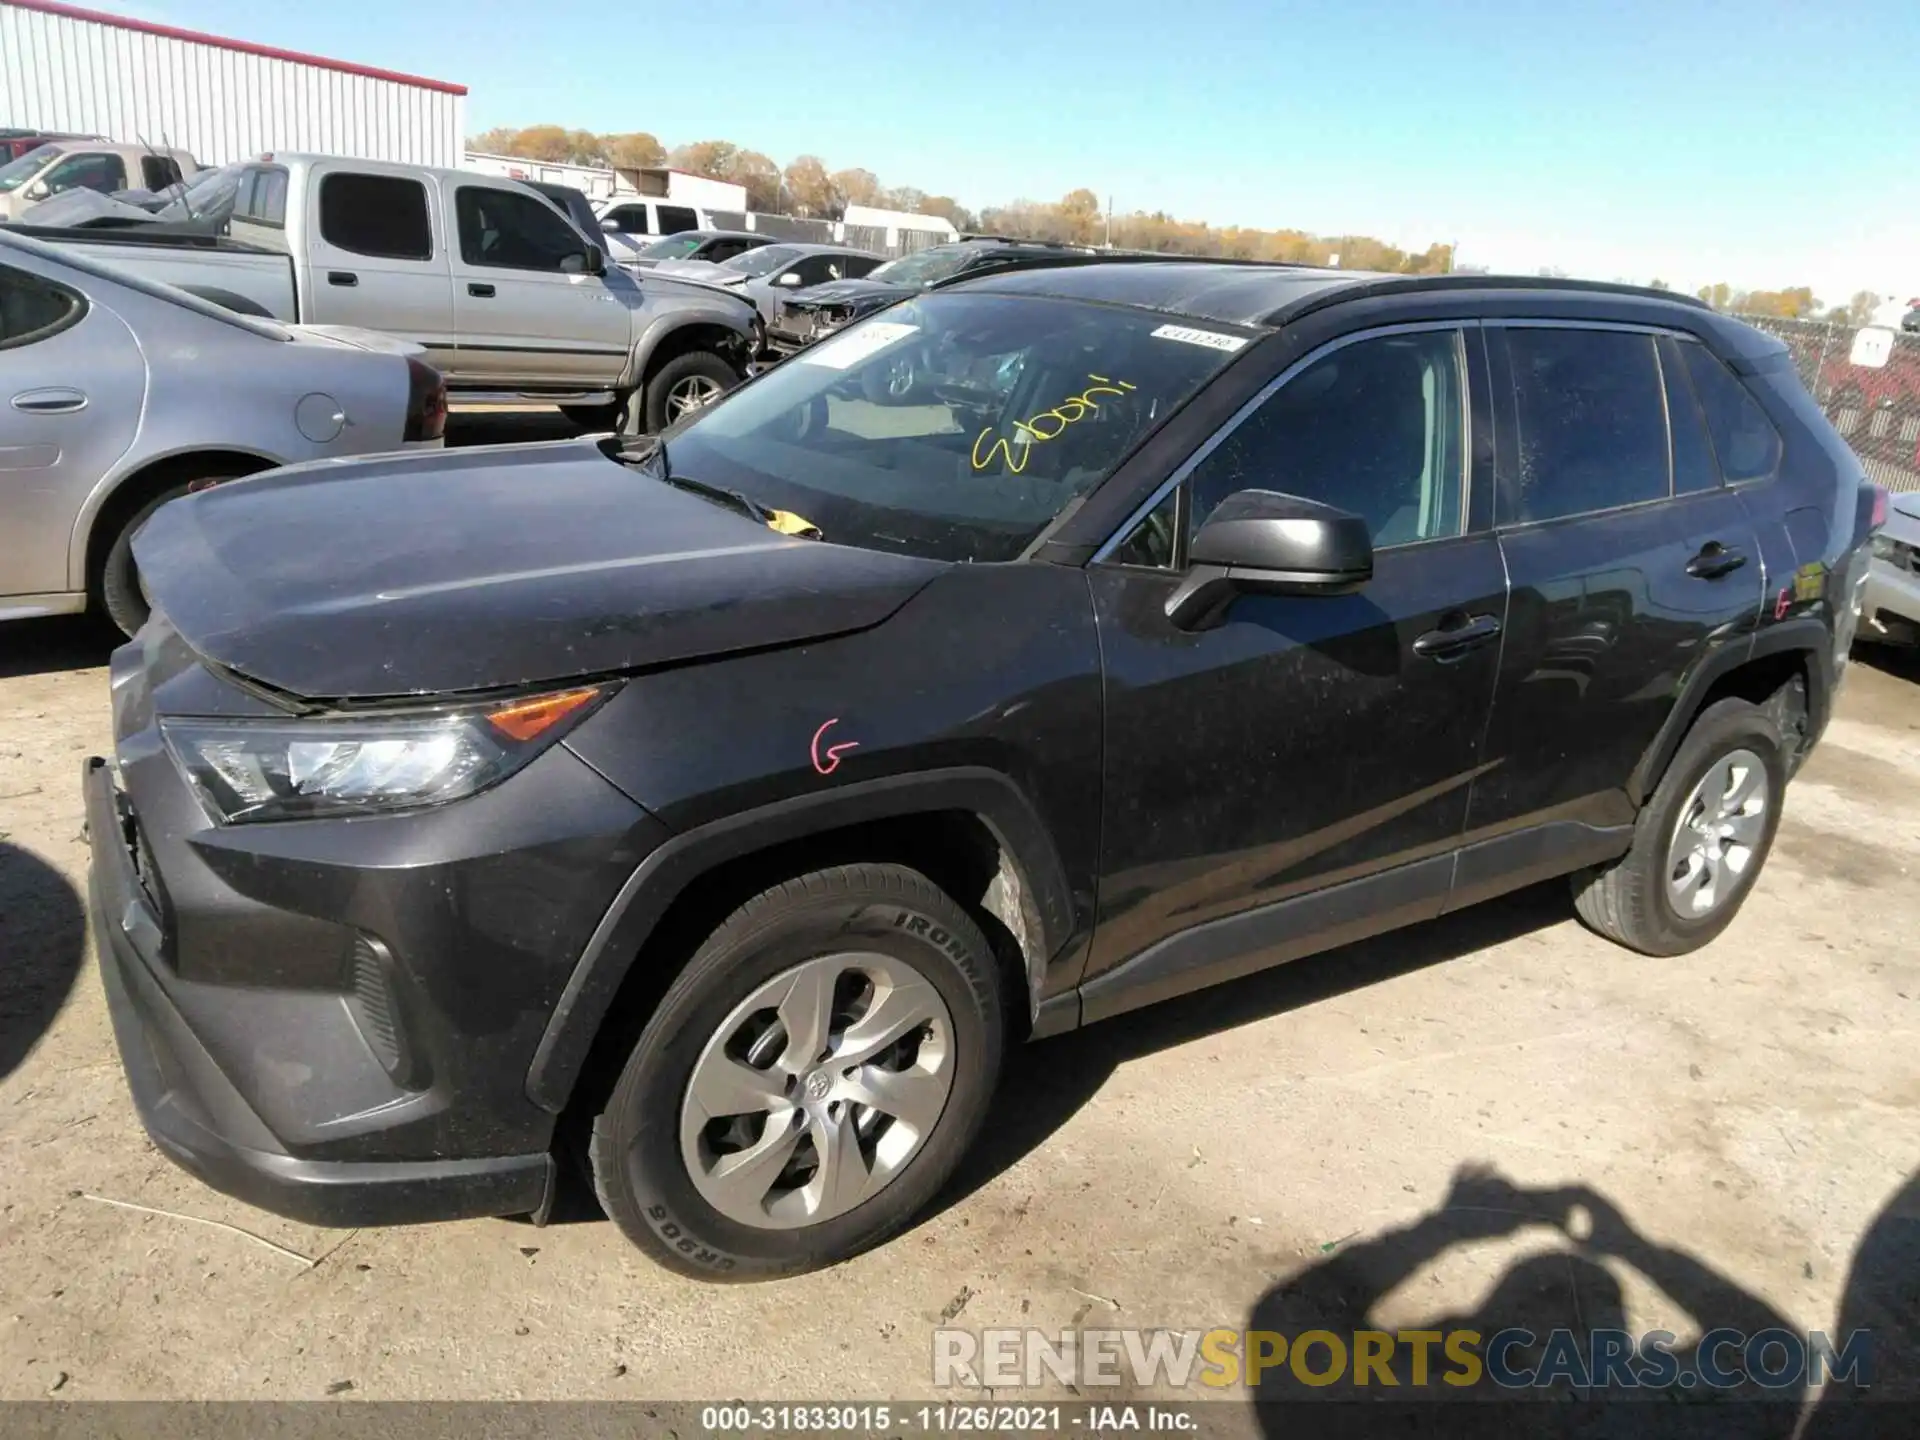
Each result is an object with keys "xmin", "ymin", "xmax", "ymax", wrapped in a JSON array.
[{"xmin": 485, "ymin": 687, "xmax": 601, "ymax": 742}]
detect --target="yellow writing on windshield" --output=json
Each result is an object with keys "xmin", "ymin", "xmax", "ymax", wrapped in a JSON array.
[{"xmin": 971, "ymin": 374, "xmax": 1138, "ymax": 474}]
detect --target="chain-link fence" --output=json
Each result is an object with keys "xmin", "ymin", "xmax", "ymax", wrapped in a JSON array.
[{"xmin": 1739, "ymin": 314, "xmax": 1920, "ymax": 493}]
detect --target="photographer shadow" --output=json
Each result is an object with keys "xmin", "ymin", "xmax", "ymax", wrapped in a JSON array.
[{"xmin": 1243, "ymin": 1163, "xmax": 1920, "ymax": 1439}]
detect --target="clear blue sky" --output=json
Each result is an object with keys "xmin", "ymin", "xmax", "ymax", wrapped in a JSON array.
[{"xmin": 126, "ymin": 0, "xmax": 1920, "ymax": 302}]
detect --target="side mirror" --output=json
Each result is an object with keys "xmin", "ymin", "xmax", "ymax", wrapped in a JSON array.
[
  {"xmin": 776, "ymin": 271, "xmax": 803, "ymax": 287},
  {"xmin": 581, "ymin": 246, "xmax": 606, "ymax": 277},
  {"xmin": 1164, "ymin": 490, "xmax": 1373, "ymax": 630},
  {"xmin": 600, "ymin": 218, "xmax": 621, "ymax": 232},
  {"xmin": 24, "ymin": 181, "xmax": 48, "ymax": 201}
]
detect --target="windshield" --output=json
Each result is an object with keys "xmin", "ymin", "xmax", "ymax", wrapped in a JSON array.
[
  {"xmin": 638, "ymin": 233, "xmax": 706, "ymax": 260},
  {"xmin": 660, "ymin": 292, "xmax": 1248, "ymax": 563},
  {"xmin": 723, "ymin": 244, "xmax": 802, "ymax": 278},
  {"xmin": 866, "ymin": 246, "xmax": 977, "ymax": 289},
  {"xmin": 0, "ymin": 145, "xmax": 59, "ymax": 192}
]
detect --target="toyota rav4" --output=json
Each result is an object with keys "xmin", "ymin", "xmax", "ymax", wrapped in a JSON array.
[{"xmin": 87, "ymin": 262, "xmax": 1884, "ymax": 1280}]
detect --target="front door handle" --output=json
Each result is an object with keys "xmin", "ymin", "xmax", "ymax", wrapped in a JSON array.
[
  {"xmin": 1686, "ymin": 542, "xmax": 1747, "ymax": 580},
  {"xmin": 327, "ymin": 271, "xmax": 358, "ymax": 287},
  {"xmin": 11, "ymin": 387, "xmax": 88, "ymax": 414},
  {"xmin": 1412, "ymin": 612, "xmax": 1503, "ymax": 661},
  {"xmin": 467, "ymin": 283, "xmax": 496, "ymax": 298}
]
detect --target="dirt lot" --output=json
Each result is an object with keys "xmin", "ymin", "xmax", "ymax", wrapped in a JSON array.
[{"xmin": 2, "ymin": 429, "xmax": 1917, "ymax": 1406}]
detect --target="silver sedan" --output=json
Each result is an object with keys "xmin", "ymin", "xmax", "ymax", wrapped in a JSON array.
[
  {"xmin": 652, "ymin": 243, "xmax": 886, "ymax": 326},
  {"xmin": 1863, "ymin": 489, "xmax": 1920, "ymax": 647},
  {"xmin": 0, "ymin": 229, "xmax": 443, "ymax": 636}
]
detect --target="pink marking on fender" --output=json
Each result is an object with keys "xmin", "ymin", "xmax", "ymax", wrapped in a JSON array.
[{"xmin": 810, "ymin": 718, "xmax": 860, "ymax": 776}]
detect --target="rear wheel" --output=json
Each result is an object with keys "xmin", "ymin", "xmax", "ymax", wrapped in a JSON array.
[
  {"xmin": 1571, "ymin": 697, "xmax": 1786, "ymax": 955},
  {"xmin": 98, "ymin": 470, "xmax": 251, "ymax": 637},
  {"xmin": 589, "ymin": 863, "xmax": 1004, "ymax": 1280}
]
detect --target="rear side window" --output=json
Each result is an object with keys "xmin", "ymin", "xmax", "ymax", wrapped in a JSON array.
[
  {"xmin": 0, "ymin": 264, "xmax": 85, "ymax": 349},
  {"xmin": 1679, "ymin": 342, "xmax": 1783, "ymax": 482},
  {"xmin": 1658, "ymin": 337, "xmax": 1720, "ymax": 495},
  {"xmin": 1505, "ymin": 328, "xmax": 1668, "ymax": 523},
  {"xmin": 318, "ymin": 173, "xmax": 433, "ymax": 260},
  {"xmin": 237, "ymin": 167, "xmax": 288, "ymax": 227}
]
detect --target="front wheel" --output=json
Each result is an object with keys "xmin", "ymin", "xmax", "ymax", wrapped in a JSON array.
[
  {"xmin": 98, "ymin": 473, "xmax": 247, "ymax": 637},
  {"xmin": 589, "ymin": 864, "xmax": 1005, "ymax": 1280},
  {"xmin": 641, "ymin": 352, "xmax": 740, "ymax": 434},
  {"xmin": 1571, "ymin": 697, "xmax": 1787, "ymax": 955}
]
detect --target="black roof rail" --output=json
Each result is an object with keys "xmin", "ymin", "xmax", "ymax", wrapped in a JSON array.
[
  {"xmin": 1265, "ymin": 270, "xmax": 1710, "ymax": 324},
  {"xmin": 924, "ymin": 249, "xmax": 1297, "ymax": 291}
]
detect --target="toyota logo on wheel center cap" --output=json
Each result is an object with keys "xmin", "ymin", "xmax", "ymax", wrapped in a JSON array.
[{"xmin": 805, "ymin": 1071, "xmax": 833, "ymax": 1101}]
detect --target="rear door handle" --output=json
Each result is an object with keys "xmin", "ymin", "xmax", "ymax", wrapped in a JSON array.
[
  {"xmin": 467, "ymin": 283, "xmax": 495, "ymax": 298},
  {"xmin": 327, "ymin": 271, "xmax": 358, "ymax": 287},
  {"xmin": 1686, "ymin": 542, "xmax": 1747, "ymax": 579},
  {"xmin": 11, "ymin": 387, "xmax": 88, "ymax": 414},
  {"xmin": 1412, "ymin": 612, "xmax": 1503, "ymax": 660}
]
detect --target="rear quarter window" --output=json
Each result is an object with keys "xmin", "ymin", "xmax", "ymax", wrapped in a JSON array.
[
  {"xmin": 0, "ymin": 263, "xmax": 86, "ymax": 349},
  {"xmin": 318, "ymin": 173, "xmax": 434, "ymax": 261},
  {"xmin": 1679, "ymin": 341, "xmax": 1784, "ymax": 482}
]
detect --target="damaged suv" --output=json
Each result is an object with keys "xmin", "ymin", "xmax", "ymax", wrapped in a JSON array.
[{"xmin": 88, "ymin": 262, "xmax": 1883, "ymax": 1279}]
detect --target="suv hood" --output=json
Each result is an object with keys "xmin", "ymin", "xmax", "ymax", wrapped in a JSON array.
[
  {"xmin": 789, "ymin": 277, "xmax": 910, "ymax": 308},
  {"xmin": 133, "ymin": 439, "xmax": 946, "ymax": 701}
]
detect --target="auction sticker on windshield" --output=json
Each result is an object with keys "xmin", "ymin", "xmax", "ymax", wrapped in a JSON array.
[
  {"xmin": 801, "ymin": 321, "xmax": 920, "ymax": 370},
  {"xmin": 1151, "ymin": 323, "xmax": 1249, "ymax": 352}
]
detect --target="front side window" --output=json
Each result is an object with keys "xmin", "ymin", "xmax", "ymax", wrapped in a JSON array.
[
  {"xmin": 0, "ymin": 264, "xmax": 84, "ymax": 348},
  {"xmin": 1506, "ymin": 328, "xmax": 1669, "ymax": 523},
  {"xmin": 1679, "ymin": 341, "xmax": 1783, "ymax": 482},
  {"xmin": 40, "ymin": 152, "xmax": 126, "ymax": 196},
  {"xmin": 455, "ymin": 187, "xmax": 590, "ymax": 271},
  {"xmin": 319, "ymin": 173, "xmax": 433, "ymax": 260},
  {"xmin": 659, "ymin": 293, "xmax": 1245, "ymax": 563},
  {"xmin": 657, "ymin": 205, "xmax": 698, "ymax": 234},
  {"xmin": 1187, "ymin": 328, "xmax": 1466, "ymax": 548},
  {"xmin": 604, "ymin": 204, "xmax": 650, "ymax": 234},
  {"xmin": 140, "ymin": 155, "xmax": 182, "ymax": 190}
]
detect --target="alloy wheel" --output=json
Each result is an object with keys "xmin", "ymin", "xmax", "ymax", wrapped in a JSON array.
[
  {"xmin": 1665, "ymin": 747, "xmax": 1770, "ymax": 918},
  {"xmin": 678, "ymin": 952, "xmax": 955, "ymax": 1230},
  {"xmin": 665, "ymin": 374, "xmax": 725, "ymax": 421}
]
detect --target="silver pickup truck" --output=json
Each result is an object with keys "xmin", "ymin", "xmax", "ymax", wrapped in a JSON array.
[{"xmin": 17, "ymin": 153, "xmax": 762, "ymax": 432}]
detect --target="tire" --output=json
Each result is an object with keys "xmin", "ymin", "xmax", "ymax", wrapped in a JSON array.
[
  {"xmin": 560, "ymin": 399, "xmax": 623, "ymax": 431},
  {"xmin": 1571, "ymin": 697, "xmax": 1787, "ymax": 956},
  {"xmin": 641, "ymin": 352, "xmax": 740, "ymax": 434},
  {"xmin": 589, "ymin": 863, "xmax": 1005, "ymax": 1281},
  {"xmin": 98, "ymin": 472, "xmax": 246, "ymax": 637}
]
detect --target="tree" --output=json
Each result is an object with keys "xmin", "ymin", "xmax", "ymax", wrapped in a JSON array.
[
  {"xmin": 782, "ymin": 155, "xmax": 834, "ymax": 217},
  {"xmin": 1648, "ymin": 277, "xmax": 1670, "ymax": 291},
  {"xmin": 723, "ymin": 149, "xmax": 782, "ymax": 211},
  {"xmin": 1058, "ymin": 188, "xmax": 1102, "ymax": 245},
  {"xmin": 508, "ymin": 124, "xmax": 574, "ymax": 163},
  {"xmin": 468, "ymin": 126, "xmax": 519, "ymax": 155},
  {"xmin": 831, "ymin": 167, "xmax": 881, "ymax": 212},
  {"xmin": 1696, "ymin": 282, "xmax": 1735, "ymax": 311},
  {"xmin": 670, "ymin": 140, "xmax": 739, "ymax": 179},
  {"xmin": 602, "ymin": 131, "xmax": 665, "ymax": 171},
  {"xmin": 917, "ymin": 195, "xmax": 973, "ymax": 231},
  {"xmin": 1846, "ymin": 289, "xmax": 1881, "ymax": 326},
  {"xmin": 1741, "ymin": 286, "xmax": 1818, "ymax": 318}
]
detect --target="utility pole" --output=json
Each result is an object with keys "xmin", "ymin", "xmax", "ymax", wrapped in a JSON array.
[{"xmin": 1105, "ymin": 195, "xmax": 1113, "ymax": 250}]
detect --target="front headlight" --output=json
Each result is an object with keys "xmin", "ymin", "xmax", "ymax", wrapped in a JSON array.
[
  {"xmin": 1871, "ymin": 534, "xmax": 1898, "ymax": 561},
  {"xmin": 161, "ymin": 684, "xmax": 614, "ymax": 824}
]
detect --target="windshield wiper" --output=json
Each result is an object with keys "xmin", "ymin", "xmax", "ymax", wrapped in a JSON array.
[
  {"xmin": 662, "ymin": 472, "xmax": 782, "ymax": 527},
  {"xmin": 607, "ymin": 436, "xmax": 817, "ymax": 537}
]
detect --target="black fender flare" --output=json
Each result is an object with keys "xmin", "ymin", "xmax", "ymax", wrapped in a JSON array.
[
  {"xmin": 1626, "ymin": 617, "xmax": 1831, "ymax": 806},
  {"xmin": 523, "ymin": 766, "xmax": 1075, "ymax": 1114}
]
